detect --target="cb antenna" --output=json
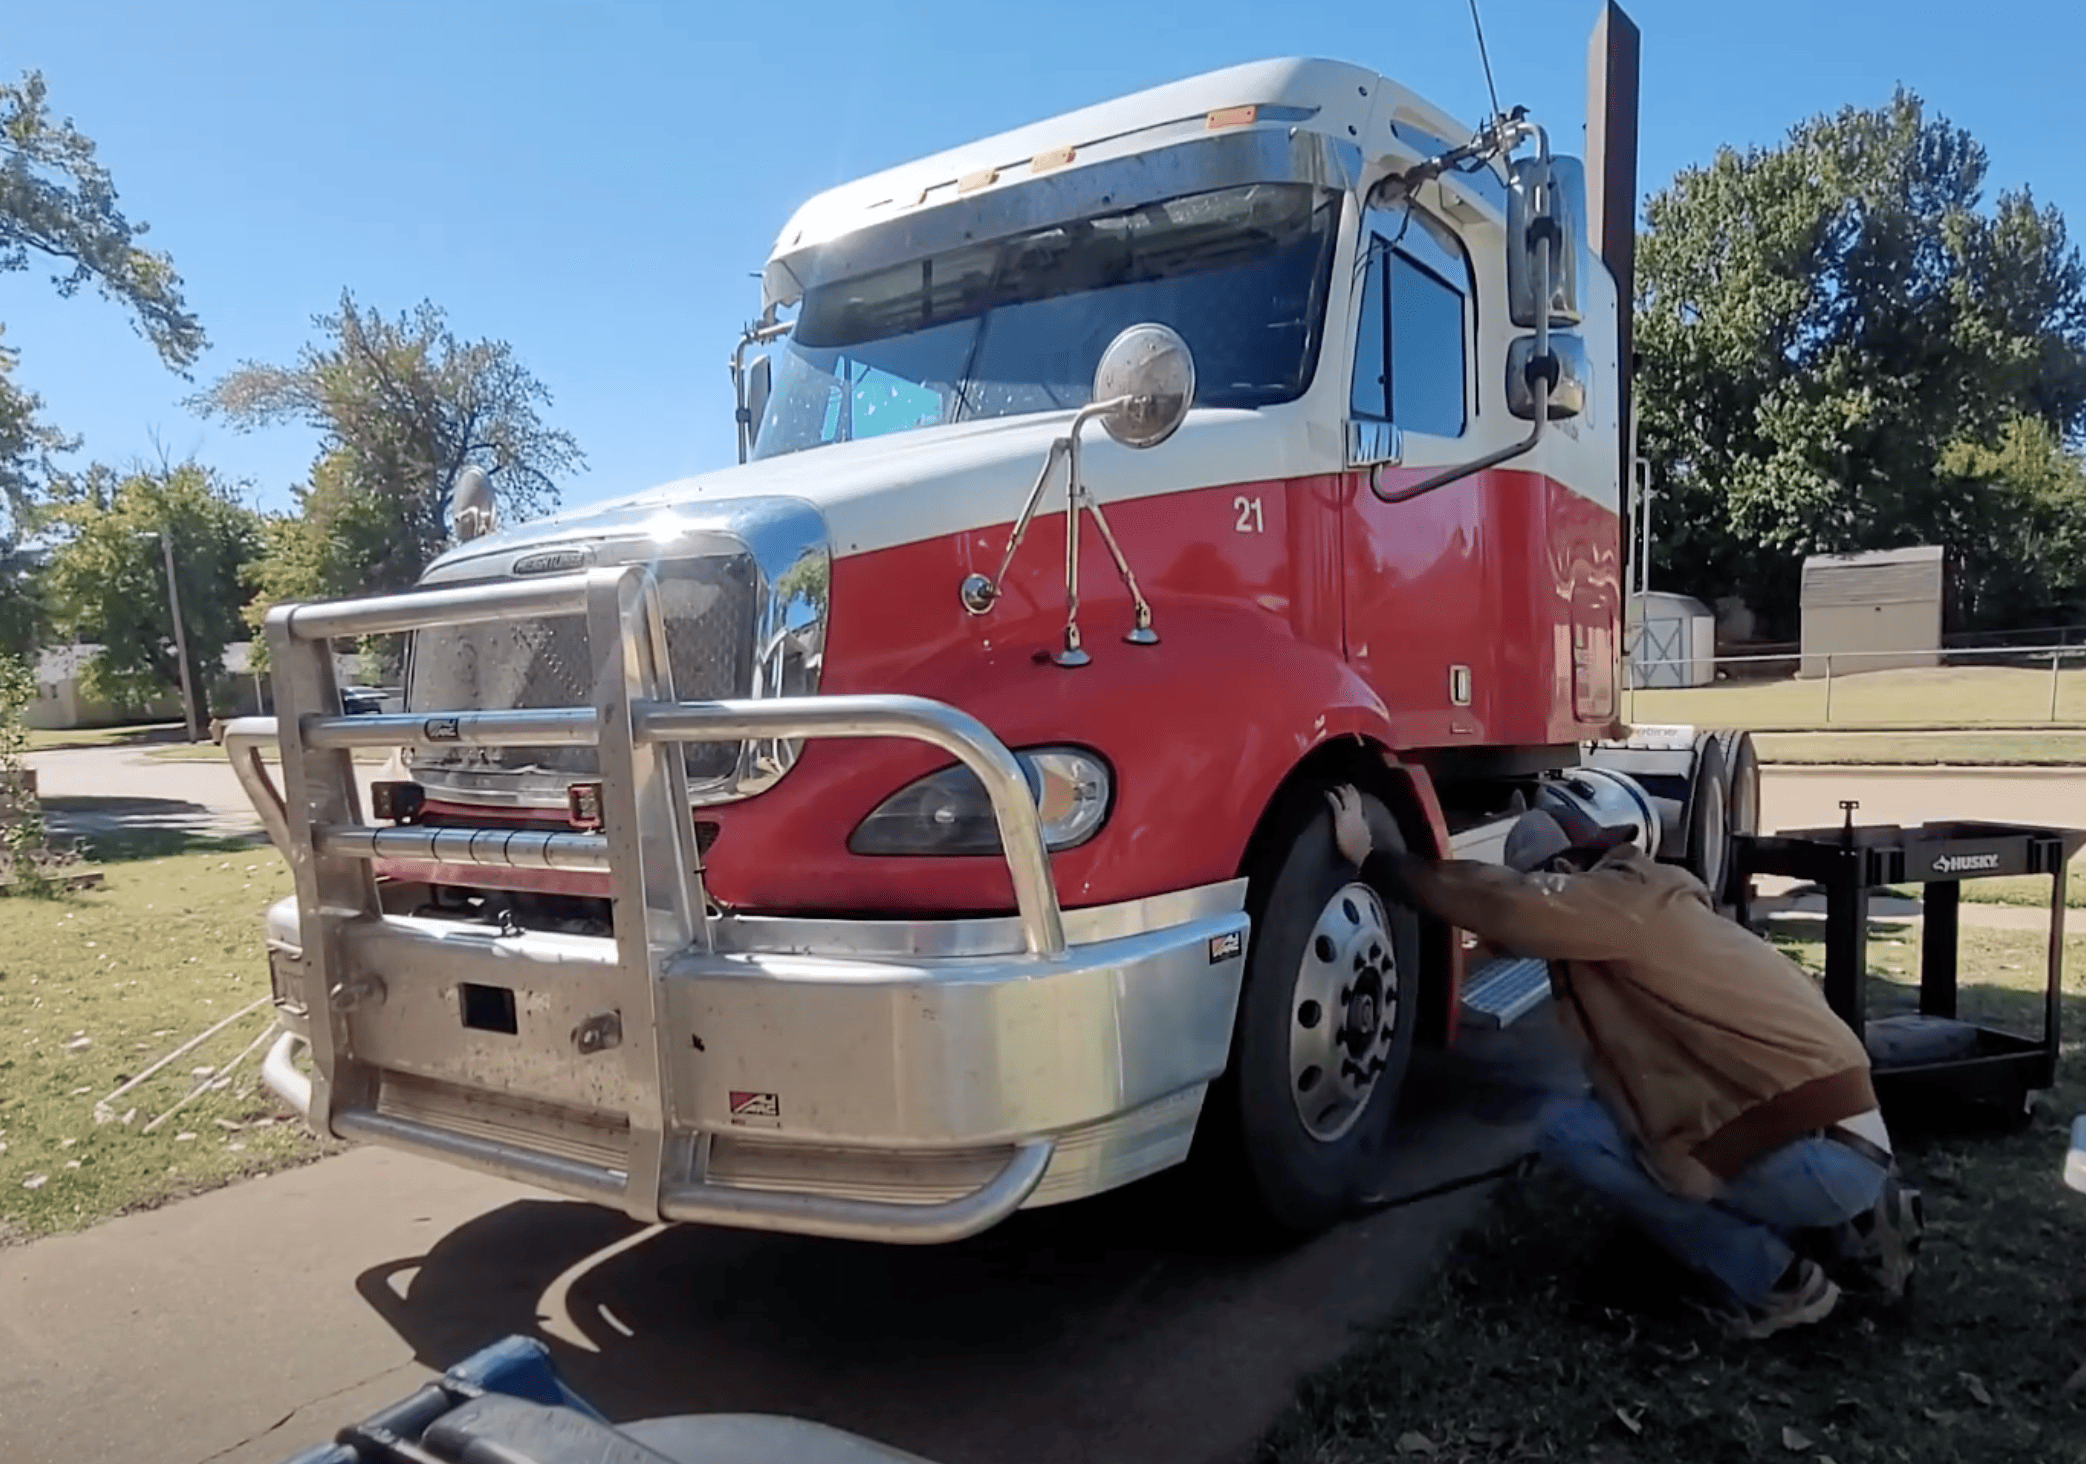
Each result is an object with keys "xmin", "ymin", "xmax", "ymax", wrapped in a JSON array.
[{"xmin": 1467, "ymin": 0, "xmax": 1504, "ymax": 124}]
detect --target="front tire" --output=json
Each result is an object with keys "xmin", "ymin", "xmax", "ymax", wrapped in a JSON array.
[{"xmin": 1211, "ymin": 786, "xmax": 1421, "ymax": 1235}]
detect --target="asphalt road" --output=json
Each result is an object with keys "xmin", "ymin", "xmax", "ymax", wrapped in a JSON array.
[
  {"xmin": 6, "ymin": 746, "xmax": 2083, "ymax": 1464},
  {"xmin": 28, "ymin": 741, "xmax": 382, "ymax": 846},
  {"xmin": 1757, "ymin": 764, "xmax": 2086, "ymax": 836}
]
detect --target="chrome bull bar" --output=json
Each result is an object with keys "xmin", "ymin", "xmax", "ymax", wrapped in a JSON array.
[{"xmin": 225, "ymin": 564, "xmax": 1080, "ymax": 1242}]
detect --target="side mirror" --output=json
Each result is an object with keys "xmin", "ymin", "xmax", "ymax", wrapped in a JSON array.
[
  {"xmin": 1506, "ymin": 154, "xmax": 1583, "ymax": 330},
  {"xmin": 743, "ymin": 354, "xmax": 772, "ymax": 451},
  {"xmin": 1507, "ymin": 334, "xmax": 1590, "ymax": 421},
  {"xmin": 451, "ymin": 464, "xmax": 495, "ymax": 542},
  {"xmin": 1091, "ymin": 323, "xmax": 1196, "ymax": 449}
]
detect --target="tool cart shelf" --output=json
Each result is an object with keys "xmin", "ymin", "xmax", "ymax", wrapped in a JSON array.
[{"xmin": 1733, "ymin": 815, "xmax": 2086, "ymax": 1118}]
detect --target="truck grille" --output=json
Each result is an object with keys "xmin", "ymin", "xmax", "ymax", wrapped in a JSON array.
[{"xmin": 404, "ymin": 552, "xmax": 759, "ymax": 789}]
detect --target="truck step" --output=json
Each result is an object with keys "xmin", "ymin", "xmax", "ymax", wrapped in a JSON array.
[{"xmin": 1458, "ymin": 956, "xmax": 1552, "ymax": 1030}]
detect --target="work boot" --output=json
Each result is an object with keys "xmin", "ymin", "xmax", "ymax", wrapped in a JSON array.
[
  {"xmin": 1708, "ymin": 1258, "xmax": 1841, "ymax": 1340},
  {"xmin": 1830, "ymin": 1172, "xmax": 1925, "ymax": 1301}
]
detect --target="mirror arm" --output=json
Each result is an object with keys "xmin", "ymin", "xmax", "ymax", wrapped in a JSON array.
[
  {"xmin": 731, "ymin": 313, "xmax": 794, "ymax": 464},
  {"xmin": 1371, "ymin": 218, "xmax": 1556, "ymax": 505},
  {"xmin": 1369, "ymin": 399, "xmax": 1546, "ymax": 504}
]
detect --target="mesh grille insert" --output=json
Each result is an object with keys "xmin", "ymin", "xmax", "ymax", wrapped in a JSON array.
[{"xmin": 404, "ymin": 553, "xmax": 759, "ymax": 787}]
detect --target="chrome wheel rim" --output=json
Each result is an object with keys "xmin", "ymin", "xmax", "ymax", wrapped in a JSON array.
[{"xmin": 1288, "ymin": 882, "xmax": 1400, "ymax": 1143}]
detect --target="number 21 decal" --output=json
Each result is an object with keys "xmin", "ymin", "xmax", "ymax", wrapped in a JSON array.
[{"xmin": 1233, "ymin": 495, "xmax": 1265, "ymax": 534}]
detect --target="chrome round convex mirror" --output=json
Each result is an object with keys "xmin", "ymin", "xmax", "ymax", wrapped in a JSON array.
[{"xmin": 1090, "ymin": 323, "xmax": 1196, "ymax": 449}]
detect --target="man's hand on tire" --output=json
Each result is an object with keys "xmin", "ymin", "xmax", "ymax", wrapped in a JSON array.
[
  {"xmin": 1327, "ymin": 784, "xmax": 1429, "ymax": 907},
  {"xmin": 1325, "ymin": 785, "xmax": 1373, "ymax": 865}
]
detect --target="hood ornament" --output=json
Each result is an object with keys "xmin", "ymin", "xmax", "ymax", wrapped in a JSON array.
[{"xmin": 960, "ymin": 323, "xmax": 1195, "ymax": 666}]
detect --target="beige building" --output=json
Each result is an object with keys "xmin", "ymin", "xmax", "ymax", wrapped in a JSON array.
[
  {"xmin": 1799, "ymin": 545, "xmax": 1945, "ymax": 679},
  {"xmin": 24, "ymin": 642, "xmax": 361, "ymax": 730},
  {"xmin": 26, "ymin": 646, "xmax": 182, "ymax": 731}
]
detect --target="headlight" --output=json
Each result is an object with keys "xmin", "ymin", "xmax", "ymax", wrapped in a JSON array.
[{"xmin": 849, "ymin": 746, "xmax": 1112, "ymax": 856}]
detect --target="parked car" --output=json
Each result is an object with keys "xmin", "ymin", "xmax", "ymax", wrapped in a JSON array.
[{"xmin": 340, "ymin": 686, "xmax": 396, "ymax": 716}]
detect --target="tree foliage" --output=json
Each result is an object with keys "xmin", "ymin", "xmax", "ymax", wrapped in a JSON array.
[
  {"xmin": 0, "ymin": 70, "xmax": 205, "ymax": 534},
  {"xmin": 0, "ymin": 648, "xmax": 48, "ymax": 890},
  {"xmin": 42, "ymin": 460, "xmax": 260, "ymax": 728},
  {"xmin": 194, "ymin": 292, "xmax": 583, "ymax": 601},
  {"xmin": 1635, "ymin": 88, "xmax": 2086, "ymax": 634},
  {"xmin": 240, "ymin": 451, "xmax": 397, "ymax": 674},
  {"xmin": 0, "ymin": 328, "xmax": 76, "ymax": 533},
  {"xmin": 0, "ymin": 535, "xmax": 45, "ymax": 659}
]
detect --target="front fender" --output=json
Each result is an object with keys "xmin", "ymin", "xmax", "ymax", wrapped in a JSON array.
[{"xmin": 696, "ymin": 599, "xmax": 1395, "ymax": 915}]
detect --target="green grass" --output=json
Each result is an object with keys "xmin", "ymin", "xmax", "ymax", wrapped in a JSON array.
[
  {"xmin": 25, "ymin": 722, "xmax": 186, "ymax": 753},
  {"xmin": 1961, "ymin": 858, "xmax": 2086, "ymax": 911},
  {"xmin": 0, "ymin": 841, "xmax": 333, "ymax": 1241},
  {"xmin": 1631, "ymin": 662, "xmax": 2086, "ymax": 731},
  {"xmin": 1258, "ymin": 926, "xmax": 2086, "ymax": 1464},
  {"xmin": 140, "ymin": 743, "xmax": 391, "ymax": 765},
  {"xmin": 1755, "ymin": 730, "xmax": 2086, "ymax": 766}
]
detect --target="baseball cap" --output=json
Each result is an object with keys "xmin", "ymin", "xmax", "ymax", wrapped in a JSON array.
[{"xmin": 1502, "ymin": 805, "xmax": 1639, "ymax": 872}]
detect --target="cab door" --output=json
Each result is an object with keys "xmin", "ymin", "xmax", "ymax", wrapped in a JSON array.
[{"xmin": 1340, "ymin": 201, "xmax": 1497, "ymax": 747}]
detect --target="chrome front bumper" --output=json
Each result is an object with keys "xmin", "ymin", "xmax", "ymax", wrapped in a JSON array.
[{"xmin": 259, "ymin": 881, "xmax": 1248, "ymax": 1240}]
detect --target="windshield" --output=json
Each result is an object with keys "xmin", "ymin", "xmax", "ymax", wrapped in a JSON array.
[{"xmin": 752, "ymin": 181, "xmax": 1341, "ymax": 460}]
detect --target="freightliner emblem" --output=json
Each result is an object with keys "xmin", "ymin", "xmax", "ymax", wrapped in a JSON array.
[{"xmin": 512, "ymin": 547, "xmax": 590, "ymax": 576}]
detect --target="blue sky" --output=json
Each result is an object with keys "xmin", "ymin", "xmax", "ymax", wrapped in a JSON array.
[{"xmin": 5, "ymin": 0, "xmax": 2080, "ymax": 519}]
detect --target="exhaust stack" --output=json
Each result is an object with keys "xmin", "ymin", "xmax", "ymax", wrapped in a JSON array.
[{"xmin": 1586, "ymin": 2, "xmax": 1641, "ymax": 586}]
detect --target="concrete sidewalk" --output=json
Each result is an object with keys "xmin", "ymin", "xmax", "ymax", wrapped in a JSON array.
[{"xmin": 0, "ymin": 1021, "xmax": 1572, "ymax": 1464}]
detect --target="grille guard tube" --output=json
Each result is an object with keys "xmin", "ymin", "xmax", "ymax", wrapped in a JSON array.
[
  {"xmin": 233, "ymin": 565, "xmax": 1085, "ymax": 1234},
  {"xmin": 225, "ymin": 691, "xmax": 1070, "ymax": 960}
]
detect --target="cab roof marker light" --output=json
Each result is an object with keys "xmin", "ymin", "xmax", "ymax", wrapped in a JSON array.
[
  {"xmin": 1206, "ymin": 104, "xmax": 1258, "ymax": 130},
  {"xmin": 958, "ymin": 166, "xmax": 999, "ymax": 194},
  {"xmin": 1031, "ymin": 145, "xmax": 1076, "ymax": 174}
]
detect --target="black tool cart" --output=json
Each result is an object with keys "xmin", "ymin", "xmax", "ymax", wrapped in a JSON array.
[{"xmin": 1734, "ymin": 811, "xmax": 2085, "ymax": 1120}]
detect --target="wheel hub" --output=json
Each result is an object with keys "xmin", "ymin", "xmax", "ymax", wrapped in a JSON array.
[
  {"xmin": 1343, "ymin": 969, "xmax": 1383, "ymax": 1061},
  {"xmin": 1289, "ymin": 882, "xmax": 1401, "ymax": 1143}
]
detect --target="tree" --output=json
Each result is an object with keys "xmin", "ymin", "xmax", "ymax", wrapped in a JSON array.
[
  {"xmin": 0, "ymin": 649, "xmax": 50, "ymax": 891},
  {"xmin": 193, "ymin": 292, "xmax": 583, "ymax": 602},
  {"xmin": 1634, "ymin": 88, "xmax": 2086, "ymax": 635},
  {"xmin": 42, "ymin": 460, "xmax": 260, "ymax": 731},
  {"xmin": 0, "ymin": 329, "xmax": 77, "ymax": 534},
  {"xmin": 0, "ymin": 70, "xmax": 205, "ymax": 532},
  {"xmin": 0, "ymin": 535, "xmax": 46, "ymax": 659},
  {"xmin": 239, "ymin": 450, "xmax": 396, "ymax": 674}
]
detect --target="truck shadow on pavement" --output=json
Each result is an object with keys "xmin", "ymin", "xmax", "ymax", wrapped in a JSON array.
[
  {"xmin": 349, "ymin": 1021, "xmax": 1577, "ymax": 1464},
  {"xmin": 39, "ymin": 794, "xmax": 268, "ymax": 863}
]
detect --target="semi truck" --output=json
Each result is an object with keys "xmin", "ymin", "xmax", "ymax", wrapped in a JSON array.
[{"xmin": 226, "ymin": 1, "xmax": 1760, "ymax": 1241}]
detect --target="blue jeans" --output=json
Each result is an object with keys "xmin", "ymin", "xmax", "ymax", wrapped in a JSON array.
[{"xmin": 1537, "ymin": 1092, "xmax": 1889, "ymax": 1306}]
